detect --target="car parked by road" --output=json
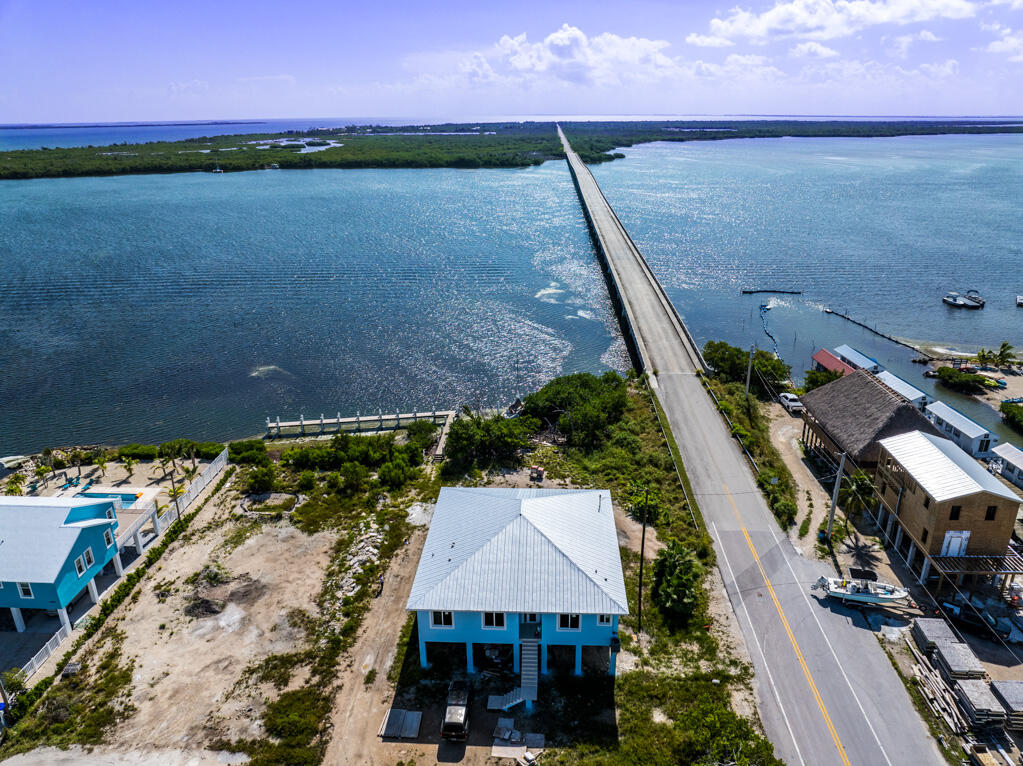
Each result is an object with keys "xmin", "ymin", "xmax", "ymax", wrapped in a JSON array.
[{"xmin": 779, "ymin": 393, "xmax": 804, "ymax": 414}]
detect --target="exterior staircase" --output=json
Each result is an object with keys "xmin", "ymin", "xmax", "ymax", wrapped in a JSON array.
[
  {"xmin": 487, "ymin": 635, "xmax": 540, "ymax": 711},
  {"xmin": 521, "ymin": 638, "xmax": 539, "ymax": 701}
]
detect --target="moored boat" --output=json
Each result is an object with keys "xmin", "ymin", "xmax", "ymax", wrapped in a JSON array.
[
  {"xmin": 1016, "ymin": 295, "xmax": 1023, "ymax": 307},
  {"xmin": 811, "ymin": 575, "xmax": 909, "ymax": 605},
  {"xmin": 962, "ymin": 289, "xmax": 985, "ymax": 309},
  {"xmin": 943, "ymin": 291, "xmax": 968, "ymax": 307}
]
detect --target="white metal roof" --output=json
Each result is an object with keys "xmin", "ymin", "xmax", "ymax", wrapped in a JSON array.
[
  {"xmin": 833, "ymin": 345, "xmax": 882, "ymax": 372},
  {"xmin": 994, "ymin": 442, "xmax": 1023, "ymax": 470},
  {"xmin": 878, "ymin": 431, "xmax": 1020, "ymax": 503},
  {"xmin": 925, "ymin": 401, "xmax": 989, "ymax": 439},
  {"xmin": 0, "ymin": 497, "xmax": 115, "ymax": 582},
  {"xmin": 407, "ymin": 487, "xmax": 628, "ymax": 615},
  {"xmin": 875, "ymin": 370, "xmax": 929, "ymax": 404}
]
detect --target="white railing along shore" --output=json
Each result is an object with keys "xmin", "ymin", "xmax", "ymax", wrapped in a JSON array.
[{"xmin": 20, "ymin": 624, "xmax": 71, "ymax": 680}]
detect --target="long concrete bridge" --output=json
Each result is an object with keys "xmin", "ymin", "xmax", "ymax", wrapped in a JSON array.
[{"xmin": 560, "ymin": 127, "xmax": 942, "ymax": 766}]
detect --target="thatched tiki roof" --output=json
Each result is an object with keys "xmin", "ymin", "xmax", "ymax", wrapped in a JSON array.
[{"xmin": 801, "ymin": 370, "xmax": 941, "ymax": 465}]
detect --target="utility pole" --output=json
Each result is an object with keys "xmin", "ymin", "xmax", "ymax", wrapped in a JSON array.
[
  {"xmin": 744, "ymin": 345, "xmax": 755, "ymax": 396},
  {"xmin": 826, "ymin": 452, "xmax": 847, "ymax": 539},
  {"xmin": 637, "ymin": 488, "xmax": 649, "ymax": 637}
]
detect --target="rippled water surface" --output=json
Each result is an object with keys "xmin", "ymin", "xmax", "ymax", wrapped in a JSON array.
[
  {"xmin": 0, "ymin": 166, "xmax": 625, "ymax": 454},
  {"xmin": 2, "ymin": 134, "xmax": 1022, "ymax": 454},
  {"xmin": 592, "ymin": 134, "xmax": 1023, "ymax": 441}
]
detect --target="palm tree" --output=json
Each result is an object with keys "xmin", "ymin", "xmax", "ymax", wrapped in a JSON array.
[
  {"xmin": 122, "ymin": 456, "xmax": 138, "ymax": 480},
  {"xmin": 34, "ymin": 464, "xmax": 49, "ymax": 486},
  {"xmin": 187, "ymin": 445, "xmax": 197, "ymax": 470},
  {"xmin": 975, "ymin": 348, "xmax": 992, "ymax": 367},
  {"xmin": 839, "ymin": 470, "xmax": 877, "ymax": 533},
  {"xmin": 4, "ymin": 473, "xmax": 25, "ymax": 496},
  {"xmin": 996, "ymin": 341, "xmax": 1016, "ymax": 370},
  {"xmin": 167, "ymin": 485, "xmax": 186, "ymax": 522},
  {"xmin": 182, "ymin": 465, "xmax": 198, "ymax": 485},
  {"xmin": 69, "ymin": 450, "xmax": 83, "ymax": 478},
  {"xmin": 95, "ymin": 455, "xmax": 108, "ymax": 478},
  {"xmin": 157, "ymin": 455, "xmax": 171, "ymax": 477}
]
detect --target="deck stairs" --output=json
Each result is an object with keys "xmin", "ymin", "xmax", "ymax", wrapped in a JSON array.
[{"xmin": 487, "ymin": 637, "xmax": 540, "ymax": 711}]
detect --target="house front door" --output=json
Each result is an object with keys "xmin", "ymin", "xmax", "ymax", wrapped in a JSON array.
[{"xmin": 941, "ymin": 530, "xmax": 970, "ymax": 557}]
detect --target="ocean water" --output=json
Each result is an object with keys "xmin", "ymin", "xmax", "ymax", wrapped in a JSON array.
[
  {"xmin": 590, "ymin": 134, "xmax": 1023, "ymax": 441},
  {"xmin": 1, "ymin": 133, "xmax": 1021, "ymax": 454},
  {"xmin": 0, "ymin": 165, "xmax": 625, "ymax": 455},
  {"xmin": 0, "ymin": 118, "xmax": 409, "ymax": 151}
]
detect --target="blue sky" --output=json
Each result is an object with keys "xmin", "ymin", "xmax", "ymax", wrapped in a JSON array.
[{"xmin": 1, "ymin": 0, "xmax": 1021, "ymax": 122}]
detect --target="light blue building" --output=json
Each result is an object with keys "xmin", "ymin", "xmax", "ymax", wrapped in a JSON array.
[
  {"xmin": 407, "ymin": 487, "xmax": 628, "ymax": 710},
  {"xmin": 0, "ymin": 497, "xmax": 123, "ymax": 634},
  {"xmin": 925, "ymin": 400, "xmax": 998, "ymax": 458}
]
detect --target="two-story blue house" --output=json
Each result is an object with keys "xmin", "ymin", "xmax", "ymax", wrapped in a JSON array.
[
  {"xmin": 407, "ymin": 487, "xmax": 628, "ymax": 710},
  {"xmin": 0, "ymin": 497, "xmax": 122, "ymax": 634}
]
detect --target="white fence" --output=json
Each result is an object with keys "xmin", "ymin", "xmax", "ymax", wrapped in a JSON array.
[
  {"xmin": 179, "ymin": 447, "xmax": 228, "ymax": 511},
  {"xmin": 19, "ymin": 448, "xmax": 229, "ymax": 681},
  {"xmin": 21, "ymin": 624, "xmax": 71, "ymax": 680}
]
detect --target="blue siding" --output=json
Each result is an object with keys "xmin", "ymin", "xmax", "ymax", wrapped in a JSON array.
[{"xmin": 0, "ymin": 512, "xmax": 118, "ymax": 611}]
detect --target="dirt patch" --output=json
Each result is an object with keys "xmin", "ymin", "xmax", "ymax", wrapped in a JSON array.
[
  {"xmin": 767, "ymin": 403, "xmax": 833, "ymax": 557},
  {"xmin": 2, "ymin": 746, "xmax": 249, "ymax": 765},
  {"xmin": 94, "ymin": 486, "xmax": 338, "ymax": 750}
]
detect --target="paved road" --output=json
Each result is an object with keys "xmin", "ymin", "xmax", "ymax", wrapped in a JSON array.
[{"xmin": 559, "ymin": 127, "xmax": 943, "ymax": 766}]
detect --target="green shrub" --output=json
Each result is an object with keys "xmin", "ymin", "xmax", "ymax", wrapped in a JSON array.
[
  {"xmin": 247, "ymin": 465, "xmax": 276, "ymax": 494},
  {"xmin": 444, "ymin": 409, "xmax": 539, "ymax": 469},
  {"xmin": 229, "ymin": 440, "xmax": 270, "ymax": 466},
  {"xmin": 262, "ymin": 688, "xmax": 329, "ymax": 743},
  {"xmin": 652, "ymin": 541, "xmax": 706, "ymax": 627},
  {"xmin": 117, "ymin": 443, "xmax": 158, "ymax": 460},
  {"xmin": 404, "ymin": 420, "xmax": 439, "ymax": 452},
  {"xmin": 195, "ymin": 441, "xmax": 225, "ymax": 460},
  {"xmin": 703, "ymin": 340, "xmax": 791, "ymax": 397},
  {"xmin": 296, "ymin": 471, "xmax": 316, "ymax": 491},
  {"xmin": 522, "ymin": 371, "xmax": 627, "ymax": 448},
  {"xmin": 935, "ymin": 366, "xmax": 990, "ymax": 394},
  {"xmin": 803, "ymin": 368, "xmax": 844, "ymax": 392},
  {"xmin": 1002, "ymin": 402, "xmax": 1023, "ymax": 432}
]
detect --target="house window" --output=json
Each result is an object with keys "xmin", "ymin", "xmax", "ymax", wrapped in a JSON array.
[
  {"xmin": 18, "ymin": 582, "xmax": 33, "ymax": 599},
  {"xmin": 950, "ymin": 505, "xmax": 961, "ymax": 521},
  {"xmin": 74, "ymin": 556, "xmax": 86, "ymax": 576},
  {"xmin": 83, "ymin": 547, "xmax": 95, "ymax": 568},
  {"xmin": 986, "ymin": 506, "xmax": 997, "ymax": 521},
  {"xmin": 945, "ymin": 424, "xmax": 953, "ymax": 433},
  {"xmin": 483, "ymin": 612, "xmax": 505, "ymax": 629},
  {"xmin": 558, "ymin": 614, "xmax": 581, "ymax": 631},
  {"xmin": 921, "ymin": 528, "xmax": 929, "ymax": 544},
  {"xmin": 952, "ymin": 428, "xmax": 961, "ymax": 438},
  {"xmin": 934, "ymin": 417, "xmax": 944, "ymax": 427},
  {"xmin": 923, "ymin": 496, "xmax": 930, "ymax": 509},
  {"xmin": 979, "ymin": 439, "xmax": 990, "ymax": 453},
  {"xmin": 523, "ymin": 613, "xmax": 538, "ymax": 623},
  {"xmin": 431, "ymin": 611, "xmax": 453, "ymax": 627},
  {"xmin": 104, "ymin": 529, "xmax": 114, "ymax": 548},
  {"xmin": 598, "ymin": 614, "xmax": 612, "ymax": 625},
  {"xmin": 105, "ymin": 508, "xmax": 115, "ymax": 520}
]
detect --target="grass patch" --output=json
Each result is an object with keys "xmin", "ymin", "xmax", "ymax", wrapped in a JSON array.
[{"xmin": 388, "ymin": 613, "xmax": 416, "ymax": 684}]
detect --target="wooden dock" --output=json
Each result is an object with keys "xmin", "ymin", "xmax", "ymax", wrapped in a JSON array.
[{"xmin": 265, "ymin": 410, "xmax": 456, "ymax": 442}]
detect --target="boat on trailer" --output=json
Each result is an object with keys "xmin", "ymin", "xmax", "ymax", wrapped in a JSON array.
[{"xmin": 811, "ymin": 575, "xmax": 909, "ymax": 605}]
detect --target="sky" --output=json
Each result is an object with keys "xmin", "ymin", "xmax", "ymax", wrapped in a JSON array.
[{"xmin": 1, "ymin": 0, "xmax": 1021, "ymax": 123}]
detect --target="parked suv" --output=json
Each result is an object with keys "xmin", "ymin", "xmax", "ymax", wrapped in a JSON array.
[
  {"xmin": 778, "ymin": 393, "xmax": 804, "ymax": 414},
  {"xmin": 441, "ymin": 679, "xmax": 471, "ymax": 741}
]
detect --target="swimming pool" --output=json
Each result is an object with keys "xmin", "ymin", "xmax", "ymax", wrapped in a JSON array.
[{"xmin": 76, "ymin": 491, "xmax": 144, "ymax": 508}]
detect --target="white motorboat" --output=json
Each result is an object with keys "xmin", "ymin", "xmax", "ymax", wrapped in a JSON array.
[
  {"xmin": 1016, "ymin": 295, "xmax": 1023, "ymax": 307},
  {"xmin": 811, "ymin": 575, "xmax": 909, "ymax": 605},
  {"xmin": 943, "ymin": 291, "xmax": 968, "ymax": 308}
]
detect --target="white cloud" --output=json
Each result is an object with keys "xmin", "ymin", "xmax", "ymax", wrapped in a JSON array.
[
  {"xmin": 891, "ymin": 28, "xmax": 942, "ymax": 57},
  {"xmin": 919, "ymin": 57, "xmax": 960, "ymax": 74},
  {"xmin": 685, "ymin": 33, "xmax": 735, "ymax": 47},
  {"xmin": 790, "ymin": 41, "xmax": 840, "ymax": 56},
  {"xmin": 989, "ymin": 0, "xmax": 1023, "ymax": 9},
  {"xmin": 708, "ymin": 0, "xmax": 976, "ymax": 42},
  {"xmin": 168, "ymin": 79, "xmax": 209, "ymax": 96},
  {"xmin": 487, "ymin": 24, "xmax": 680, "ymax": 86},
  {"xmin": 689, "ymin": 53, "xmax": 785, "ymax": 79},
  {"xmin": 985, "ymin": 27, "xmax": 1023, "ymax": 60}
]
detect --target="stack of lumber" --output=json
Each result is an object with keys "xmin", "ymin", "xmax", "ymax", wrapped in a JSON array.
[
  {"xmin": 906, "ymin": 636, "xmax": 969, "ymax": 734},
  {"xmin": 955, "ymin": 680, "xmax": 1007, "ymax": 729},
  {"xmin": 991, "ymin": 681, "xmax": 1023, "ymax": 731},
  {"xmin": 932, "ymin": 640, "xmax": 986, "ymax": 682},
  {"xmin": 912, "ymin": 618, "xmax": 958, "ymax": 653}
]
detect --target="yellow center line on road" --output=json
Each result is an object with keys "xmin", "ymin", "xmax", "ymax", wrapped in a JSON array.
[{"xmin": 722, "ymin": 482, "xmax": 851, "ymax": 766}]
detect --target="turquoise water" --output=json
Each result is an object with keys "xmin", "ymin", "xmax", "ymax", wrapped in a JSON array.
[
  {"xmin": 0, "ymin": 165, "xmax": 624, "ymax": 454},
  {"xmin": 77, "ymin": 491, "xmax": 142, "ymax": 507},
  {"xmin": 1, "ymin": 134, "xmax": 1021, "ymax": 454},
  {"xmin": 591, "ymin": 134, "xmax": 1023, "ymax": 442}
]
